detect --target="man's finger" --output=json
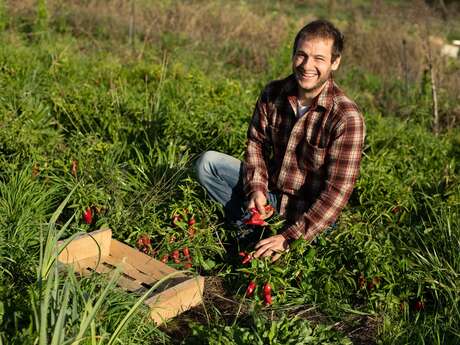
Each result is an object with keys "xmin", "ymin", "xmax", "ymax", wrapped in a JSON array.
[
  {"xmin": 254, "ymin": 244, "xmax": 272, "ymax": 258},
  {"xmin": 254, "ymin": 237, "xmax": 273, "ymax": 249},
  {"xmin": 254, "ymin": 198, "xmax": 266, "ymax": 216}
]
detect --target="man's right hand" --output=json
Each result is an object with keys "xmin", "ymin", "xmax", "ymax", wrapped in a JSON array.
[{"xmin": 247, "ymin": 191, "xmax": 268, "ymax": 217}]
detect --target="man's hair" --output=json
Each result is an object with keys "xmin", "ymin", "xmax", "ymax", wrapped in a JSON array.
[{"xmin": 292, "ymin": 20, "xmax": 344, "ymax": 62}]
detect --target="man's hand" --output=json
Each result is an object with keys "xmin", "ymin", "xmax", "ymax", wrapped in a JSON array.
[
  {"xmin": 253, "ymin": 234, "xmax": 289, "ymax": 262},
  {"xmin": 247, "ymin": 191, "xmax": 267, "ymax": 216}
]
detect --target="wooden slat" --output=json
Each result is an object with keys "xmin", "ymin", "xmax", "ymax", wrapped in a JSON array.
[
  {"xmin": 109, "ymin": 240, "xmax": 180, "ymax": 279},
  {"xmin": 103, "ymin": 255, "xmax": 157, "ymax": 285},
  {"xmin": 58, "ymin": 228, "xmax": 112, "ymax": 264},
  {"xmin": 76, "ymin": 256, "xmax": 143, "ymax": 292},
  {"xmin": 145, "ymin": 276, "xmax": 204, "ymax": 324}
]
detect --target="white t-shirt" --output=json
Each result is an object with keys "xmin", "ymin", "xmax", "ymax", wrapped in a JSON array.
[{"xmin": 297, "ymin": 101, "xmax": 309, "ymax": 118}]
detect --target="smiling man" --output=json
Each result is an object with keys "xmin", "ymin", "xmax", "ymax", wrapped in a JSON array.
[{"xmin": 196, "ymin": 20, "xmax": 365, "ymax": 261}]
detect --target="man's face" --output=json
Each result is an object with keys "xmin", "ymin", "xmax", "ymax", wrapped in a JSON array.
[{"xmin": 292, "ymin": 37, "xmax": 341, "ymax": 95}]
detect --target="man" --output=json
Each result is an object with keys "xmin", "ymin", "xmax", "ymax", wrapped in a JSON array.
[{"xmin": 195, "ymin": 20, "xmax": 365, "ymax": 262}]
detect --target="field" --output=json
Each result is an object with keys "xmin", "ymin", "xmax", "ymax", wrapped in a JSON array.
[{"xmin": 0, "ymin": 0, "xmax": 459, "ymax": 344}]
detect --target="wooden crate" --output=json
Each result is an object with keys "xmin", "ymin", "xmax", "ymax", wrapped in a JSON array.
[{"xmin": 57, "ymin": 228, "xmax": 204, "ymax": 324}]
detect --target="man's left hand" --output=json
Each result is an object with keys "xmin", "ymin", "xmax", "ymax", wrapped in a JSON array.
[{"xmin": 254, "ymin": 234, "xmax": 289, "ymax": 262}]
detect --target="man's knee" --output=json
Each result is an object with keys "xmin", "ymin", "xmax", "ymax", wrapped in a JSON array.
[{"xmin": 195, "ymin": 150, "xmax": 219, "ymax": 182}]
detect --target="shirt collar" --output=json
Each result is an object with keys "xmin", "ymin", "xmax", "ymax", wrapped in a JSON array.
[{"xmin": 284, "ymin": 74, "xmax": 335, "ymax": 113}]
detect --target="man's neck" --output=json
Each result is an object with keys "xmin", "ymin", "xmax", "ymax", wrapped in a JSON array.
[{"xmin": 297, "ymin": 81, "xmax": 328, "ymax": 107}]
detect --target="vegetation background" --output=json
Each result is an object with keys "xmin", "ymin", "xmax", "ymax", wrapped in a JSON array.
[{"xmin": 0, "ymin": 0, "xmax": 459, "ymax": 344}]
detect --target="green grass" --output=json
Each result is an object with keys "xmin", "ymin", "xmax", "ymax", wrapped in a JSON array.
[{"xmin": 0, "ymin": 1, "xmax": 459, "ymax": 344}]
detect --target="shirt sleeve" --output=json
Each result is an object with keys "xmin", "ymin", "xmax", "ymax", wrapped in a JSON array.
[
  {"xmin": 282, "ymin": 109, "xmax": 365, "ymax": 241},
  {"xmin": 243, "ymin": 94, "xmax": 270, "ymax": 197}
]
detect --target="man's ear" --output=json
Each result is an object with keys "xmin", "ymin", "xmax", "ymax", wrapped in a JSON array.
[{"xmin": 331, "ymin": 55, "xmax": 341, "ymax": 71}]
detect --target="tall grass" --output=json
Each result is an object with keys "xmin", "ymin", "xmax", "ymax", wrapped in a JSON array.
[{"xmin": 0, "ymin": 1, "xmax": 458, "ymax": 344}]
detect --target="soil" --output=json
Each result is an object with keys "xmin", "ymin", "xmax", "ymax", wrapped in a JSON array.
[{"xmin": 161, "ymin": 276, "xmax": 379, "ymax": 345}]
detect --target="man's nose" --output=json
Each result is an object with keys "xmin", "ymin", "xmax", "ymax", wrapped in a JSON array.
[{"xmin": 300, "ymin": 56, "xmax": 313, "ymax": 69}]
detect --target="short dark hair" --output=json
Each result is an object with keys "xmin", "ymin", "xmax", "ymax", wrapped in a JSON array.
[{"xmin": 292, "ymin": 20, "xmax": 344, "ymax": 62}]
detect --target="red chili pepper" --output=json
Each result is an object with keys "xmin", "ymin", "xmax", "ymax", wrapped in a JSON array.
[
  {"xmin": 414, "ymin": 300, "xmax": 425, "ymax": 311},
  {"xmin": 172, "ymin": 250, "xmax": 180, "ymax": 264},
  {"xmin": 83, "ymin": 207, "xmax": 93, "ymax": 224},
  {"xmin": 241, "ymin": 253, "xmax": 252, "ymax": 265},
  {"xmin": 161, "ymin": 255, "xmax": 169, "ymax": 263},
  {"xmin": 264, "ymin": 293, "xmax": 273, "ymax": 305},
  {"xmin": 183, "ymin": 261, "xmax": 192, "ymax": 269},
  {"xmin": 243, "ymin": 207, "xmax": 270, "ymax": 226},
  {"xmin": 246, "ymin": 281, "xmax": 256, "ymax": 297},
  {"xmin": 137, "ymin": 234, "xmax": 151, "ymax": 248},
  {"xmin": 263, "ymin": 283, "xmax": 273, "ymax": 305},
  {"xmin": 183, "ymin": 247, "xmax": 190, "ymax": 258},
  {"xmin": 239, "ymin": 251, "xmax": 247, "ymax": 257},
  {"xmin": 188, "ymin": 217, "xmax": 196, "ymax": 226},
  {"xmin": 263, "ymin": 283, "xmax": 272, "ymax": 295},
  {"xmin": 247, "ymin": 219, "xmax": 267, "ymax": 226}
]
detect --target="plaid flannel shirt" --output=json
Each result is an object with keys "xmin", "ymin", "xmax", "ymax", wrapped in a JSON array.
[{"xmin": 243, "ymin": 74, "xmax": 365, "ymax": 241}]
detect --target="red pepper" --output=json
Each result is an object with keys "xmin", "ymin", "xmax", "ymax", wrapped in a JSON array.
[
  {"xmin": 188, "ymin": 217, "xmax": 196, "ymax": 226},
  {"xmin": 83, "ymin": 207, "xmax": 93, "ymax": 224},
  {"xmin": 263, "ymin": 283, "xmax": 272, "ymax": 305},
  {"xmin": 161, "ymin": 255, "xmax": 169, "ymax": 263},
  {"xmin": 137, "ymin": 234, "xmax": 151, "ymax": 248},
  {"xmin": 264, "ymin": 293, "xmax": 273, "ymax": 305},
  {"xmin": 263, "ymin": 283, "xmax": 272, "ymax": 295},
  {"xmin": 414, "ymin": 300, "xmax": 425, "ymax": 311},
  {"xmin": 183, "ymin": 261, "xmax": 192, "ymax": 269},
  {"xmin": 183, "ymin": 247, "xmax": 190, "ymax": 258},
  {"xmin": 172, "ymin": 250, "xmax": 180, "ymax": 264},
  {"xmin": 239, "ymin": 251, "xmax": 247, "ymax": 257},
  {"xmin": 246, "ymin": 281, "xmax": 256, "ymax": 297},
  {"xmin": 243, "ymin": 206, "xmax": 273, "ymax": 226},
  {"xmin": 241, "ymin": 253, "xmax": 252, "ymax": 265}
]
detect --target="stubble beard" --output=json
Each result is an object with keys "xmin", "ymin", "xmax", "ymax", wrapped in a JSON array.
[{"xmin": 295, "ymin": 69, "xmax": 329, "ymax": 96}]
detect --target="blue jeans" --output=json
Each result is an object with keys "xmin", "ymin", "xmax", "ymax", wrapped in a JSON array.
[{"xmin": 194, "ymin": 151, "xmax": 279, "ymax": 225}]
